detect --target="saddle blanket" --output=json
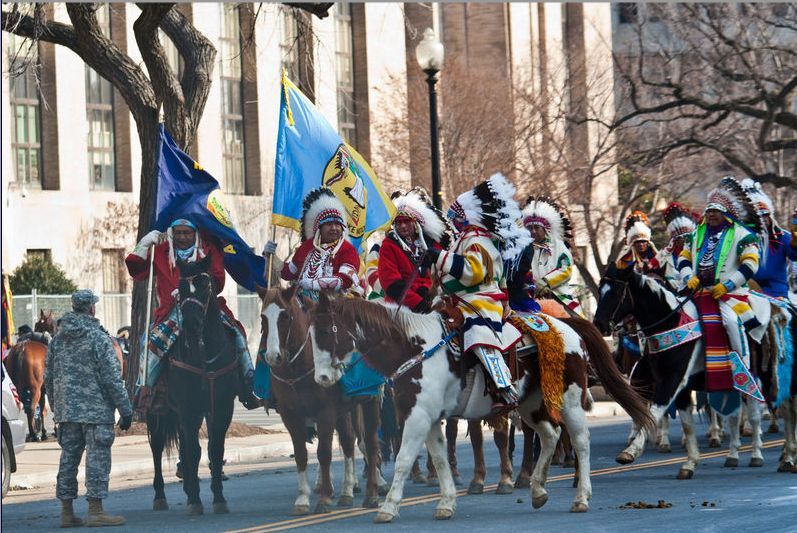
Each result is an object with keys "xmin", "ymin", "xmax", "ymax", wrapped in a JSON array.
[{"xmin": 643, "ymin": 320, "xmax": 702, "ymax": 354}]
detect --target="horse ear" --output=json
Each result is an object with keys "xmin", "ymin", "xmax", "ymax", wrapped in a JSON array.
[
  {"xmin": 198, "ymin": 254, "xmax": 211, "ymax": 271},
  {"xmin": 317, "ymin": 290, "xmax": 329, "ymax": 308},
  {"xmin": 40, "ymin": 309, "xmax": 45, "ymax": 318}
]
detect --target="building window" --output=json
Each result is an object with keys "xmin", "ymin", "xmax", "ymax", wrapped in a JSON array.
[
  {"xmin": 220, "ymin": 4, "xmax": 245, "ymax": 195},
  {"xmin": 26, "ymin": 249, "xmax": 51, "ymax": 262},
  {"xmin": 618, "ymin": 3, "xmax": 638, "ymax": 24},
  {"xmin": 335, "ymin": 3, "xmax": 356, "ymax": 144},
  {"xmin": 279, "ymin": 7, "xmax": 300, "ymax": 82},
  {"xmin": 8, "ymin": 34, "xmax": 42, "ymax": 187},
  {"xmin": 101, "ymin": 249, "xmax": 126, "ymax": 293},
  {"xmin": 86, "ymin": 4, "xmax": 115, "ymax": 191}
]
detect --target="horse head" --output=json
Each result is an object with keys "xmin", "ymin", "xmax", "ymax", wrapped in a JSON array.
[
  {"xmin": 593, "ymin": 263, "xmax": 635, "ymax": 335},
  {"xmin": 35, "ymin": 310, "xmax": 56, "ymax": 335},
  {"xmin": 308, "ymin": 291, "xmax": 355, "ymax": 387},
  {"xmin": 175, "ymin": 256, "xmax": 215, "ymax": 360},
  {"xmin": 257, "ymin": 285, "xmax": 307, "ymax": 368}
]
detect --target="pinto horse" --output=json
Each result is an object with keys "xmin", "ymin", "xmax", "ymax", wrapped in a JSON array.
[
  {"xmin": 257, "ymin": 286, "xmax": 379, "ymax": 513},
  {"xmin": 307, "ymin": 293, "xmax": 653, "ymax": 521},
  {"xmin": 594, "ymin": 264, "xmax": 795, "ymax": 475},
  {"xmin": 145, "ymin": 256, "xmax": 240, "ymax": 515}
]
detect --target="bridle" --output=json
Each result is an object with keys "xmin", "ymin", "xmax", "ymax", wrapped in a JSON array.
[
  {"xmin": 599, "ymin": 276, "xmax": 634, "ymax": 333},
  {"xmin": 601, "ymin": 274, "xmax": 694, "ymax": 335},
  {"xmin": 264, "ymin": 298, "xmax": 314, "ymax": 389}
]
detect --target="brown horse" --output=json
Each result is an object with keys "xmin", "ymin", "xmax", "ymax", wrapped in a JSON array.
[
  {"xmin": 257, "ymin": 286, "xmax": 382, "ymax": 512},
  {"xmin": 308, "ymin": 294, "xmax": 653, "ymax": 521},
  {"xmin": 3, "ymin": 310, "xmax": 57, "ymax": 441}
]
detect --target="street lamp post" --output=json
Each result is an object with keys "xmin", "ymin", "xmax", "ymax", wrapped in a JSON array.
[{"xmin": 415, "ymin": 28, "xmax": 445, "ymax": 211}]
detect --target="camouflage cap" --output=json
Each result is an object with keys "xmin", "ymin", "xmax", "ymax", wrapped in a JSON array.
[{"xmin": 71, "ymin": 289, "xmax": 100, "ymax": 312}]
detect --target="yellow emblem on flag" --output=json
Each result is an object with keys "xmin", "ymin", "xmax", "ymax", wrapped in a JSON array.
[
  {"xmin": 323, "ymin": 144, "xmax": 367, "ymax": 239},
  {"xmin": 223, "ymin": 244, "xmax": 236, "ymax": 254},
  {"xmin": 194, "ymin": 161, "xmax": 204, "ymax": 171},
  {"xmin": 207, "ymin": 189, "xmax": 234, "ymax": 229}
]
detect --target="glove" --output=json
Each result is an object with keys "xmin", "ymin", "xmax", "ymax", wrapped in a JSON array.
[
  {"xmin": 132, "ymin": 230, "xmax": 163, "ymax": 258},
  {"xmin": 422, "ymin": 248, "xmax": 441, "ymax": 269},
  {"xmin": 686, "ymin": 276, "xmax": 701, "ymax": 291},
  {"xmin": 118, "ymin": 413, "xmax": 133, "ymax": 431},
  {"xmin": 262, "ymin": 240, "xmax": 278, "ymax": 256},
  {"xmin": 711, "ymin": 283, "xmax": 729, "ymax": 300}
]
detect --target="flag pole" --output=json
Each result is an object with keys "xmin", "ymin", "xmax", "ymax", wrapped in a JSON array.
[
  {"xmin": 266, "ymin": 226, "xmax": 276, "ymax": 290},
  {"xmin": 142, "ymin": 244, "xmax": 155, "ymax": 388}
]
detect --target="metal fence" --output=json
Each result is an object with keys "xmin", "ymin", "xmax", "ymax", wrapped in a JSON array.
[{"xmin": 11, "ymin": 291, "xmax": 263, "ymax": 353}]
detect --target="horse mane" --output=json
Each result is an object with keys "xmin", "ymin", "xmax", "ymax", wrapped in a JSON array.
[
  {"xmin": 635, "ymin": 271, "xmax": 683, "ymax": 313},
  {"xmin": 334, "ymin": 298, "xmax": 412, "ymax": 346}
]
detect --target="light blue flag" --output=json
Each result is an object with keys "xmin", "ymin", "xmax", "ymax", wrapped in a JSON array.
[{"xmin": 273, "ymin": 73, "xmax": 395, "ymax": 249}]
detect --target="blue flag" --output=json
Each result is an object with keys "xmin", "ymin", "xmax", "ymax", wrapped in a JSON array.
[
  {"xmin": 153, "ymin": 124, "xmax": 267, "ymax": 291},
  {"xmin": 273, "ymin": 73, "xmax": 395, "ymax": 249}
]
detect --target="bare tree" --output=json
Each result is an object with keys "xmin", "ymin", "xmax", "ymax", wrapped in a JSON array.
[
  {"xmin": 612, "ymin": 3, "xmax": 797, "ymax": 191},
  {"xmin": 2, "ymin": 2, "xmax": 331, "ymax": 392}
]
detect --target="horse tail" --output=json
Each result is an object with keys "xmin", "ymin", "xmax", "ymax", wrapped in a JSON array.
[
  {"xmin": 146, "ymin": 410, "xmax": 180, "ymax": 456},
  {"xmin": 562, "ymin": 316, "xmax": 655, "ymax": 433}
]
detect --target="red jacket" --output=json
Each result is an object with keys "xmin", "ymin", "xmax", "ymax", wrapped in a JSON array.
[
  {"xmin": 125, "ymin": 237, "xmax": 236, "ymax": 326},
  {"xmin": 378, "ymin": 235, "xmax": 433, "ymax": 311},
  {"xmin": 281, "ymin": 238, "xmax": 361, "ymax": 290}
]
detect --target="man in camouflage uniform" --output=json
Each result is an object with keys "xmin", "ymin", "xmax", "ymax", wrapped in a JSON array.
[{"xmin": 44, "ymin": 289, "xmax": 133, "ymax": 528}]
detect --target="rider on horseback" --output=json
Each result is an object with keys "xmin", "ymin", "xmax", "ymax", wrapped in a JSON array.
[
  {"xmin": 266, "ymin": 188, "xmax": 361, "ymax": 298},
  {"xmin": 517, "ymin": 195, "xmax": 583, "ymax": 317},
  {"xmin": 616, "ymin": 211, "xmax": 659, "ymax": 274},
  {"xmin": 677, "ymin": 177, "xmax": 765, "ymax": 381},
  {"xmin": 649, "ymin": 203, "xmax": 697, "ymax": 289},
  {"xmin": 126, "ymin": 217, "xmax": 262, "ymax": 409},
  {"xmin": 379, "ymin": 187, "xmax": 452, "ymax": 313},
  {"xmin": 425, "ymin": 174, "xmax": 531, "ymax": 413}
]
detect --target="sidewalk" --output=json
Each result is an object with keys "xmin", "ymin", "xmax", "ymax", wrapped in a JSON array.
[{"xmin": 11, "ymin": 400, "xmax": 627, "ymax": 490}]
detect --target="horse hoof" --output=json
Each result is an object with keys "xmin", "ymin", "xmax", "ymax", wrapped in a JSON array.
[
  {"xmin": 373, "ymin": 512, "xmax": 395, "ymax": 523},
  {"xmin": 551, "ymin": 457, "xmax": 562, "ymax": 466},
  {"xmin": 768, "ymin": 423, "xmax": 779, "ymax": 434},
  {"xmin": 615, "ymin": 452, "xmax": 635, "ymax": 465},
  {"xmin": 434, "ymin": 508, "xmax": 454, "ymax": 520},
  {"xmin": 777, "ymin": 461, "xmax": 794, "ymax": 473},
  {"xmin": 362, "ymin": 496, "xmax": 380, "ymax": 509},
  {"xmin": 292, "ymin": 505, "xmax": 310, "ymax": 516},
  {"xmin": 562, "ymin": 459, "xmax": 576, "ymax": 469},
  {"xmin": 213, "ymin": 502, "xmax": 229, "ymax": 514},
  {"xmin": 353, "ymin": 484, "xmax": 362, "ymax": 494},
  {"xmin": 570, "ymin": 502, "xmax": 589, "ymax": 513},
  {"xmin": 496, "ymin": 482, "xmax": 514, "ymax": 495},
  {"xmin": 658, "ymin": 444, "xmax": 672, "ymax": 454},
  {"xmin": 741, "ymin": 427, "xmax": 752, "ymax": 437},
  {"xmin": 187, "ymin": 503, "xmax": 203, "ymax": 516},
  {"xmin": 153, "ymin": 499, "xmax": 169, "ymax": 511},
  {"xmin": 338, "ymin": 495, "xmax": 354, "ymax": 507},
  {"xmin": 411, "ymin": 473, "xmax": 427, "ymax": 484},
  {"xmin": 426, "ymin": 476, "xmax": 439, "ymax": 487},
  {"xmin": 532, "ymin": 494, "xmax": 549, "ymax": 509},
  {"xmin": 378, "ymin": 485, "xmax": 389, "ymax": 497},
  {"xmin": 514, "ymin": 476, "xmax": 530, "ymax": 489},
  {"xmin": 676, "ymin": 469, "xmax": 694, "ymax": 480},
  {"xmin": 709, "ymin": 438, "xmax": 721, "ymax": 448},
  {"xmin": 467, "ymin": 482, "xmax": 484, "ymax": 495},
  {"xmin": 749, "ymin": 457, "xmax": 764, "ymax": 468},
  {"xmin": 314, "ymin": 502, "xmax": 332, "ymax": 514},
  {"xmin": 724, "ymin": 457, "xmax": 739, "ymax": 468},
  {"xmin": 452, "ymin": 474, "xmax": 463, "ymax": 486},
  {"xmin": 313, "ymin": 486, "xmax": 321, "ymax": 495}
]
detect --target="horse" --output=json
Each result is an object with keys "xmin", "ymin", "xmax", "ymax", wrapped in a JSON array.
[
  {"xmin": 594, "ymin": 263, "xmax": 795, "ymax": 475},
  {"xmin": 3, "ymin": 310, "xmax": 57, "ymax": 441},
  {"xmin": 307, "ymin": 292, "xmax": 653, "ymax": 521},
  {"xmin": 145, "ymin": 256, "xmax": 240, "ymax": 515},
  {"xmin": 256, "ymin": 286, "xmax": 379, "ymax": 513}
]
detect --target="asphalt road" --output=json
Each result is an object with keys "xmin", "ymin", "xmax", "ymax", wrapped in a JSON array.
[{"xmin": 4, "ymin": 417, "xmax": 796, "ymax": 533}]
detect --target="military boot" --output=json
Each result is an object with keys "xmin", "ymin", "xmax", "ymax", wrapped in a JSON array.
[
  {"xmin": 86, "ymin": 498, "xmax": 125, "ymax": 527},
  {"xmin": 60, "ymin": 499, "xmax": 84, "ymax": 528}
]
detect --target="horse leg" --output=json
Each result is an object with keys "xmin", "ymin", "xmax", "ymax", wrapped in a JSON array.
[
  {"xmin": 723, "ymin": 406, "xmax": 743, "ymax": 468},
  {"xmin": 425, "ymin": 420, "xmax": 457, "ymax": 520},
  {"xmin": 39, "ymin": 387, "xmax": 48, "ymax": 440},
  {"xmin": 313, "ymin": 407, "xmax": 336, "ymax": 514},
  {"xmin": 336, "ymin": 412, "xmax": 356, "ymax": 507},
  {"xmin": 708, "ymin": 407, "xmax": 722, "ymax": 447},
  {"xmin": 180, "ymin": 413, "xmax": 204, "ymax": 515},
  {"xmin": 467, "ymin": 420, "xmax": 486, "ymax": 495},
  {"xmin": 561, "ymin": 397, "xmax": 591, "ymax": 513},
  {"xmin": 445, "ymin": 418, "xmax": 462, "ymax": 485},
  {"xmin": 514, "ymin": 421, "xmax": 534, "ymax": 489},
  {"xmin": 527, "ymin": 419, "xmax": 561, "ymax": 510},
  {"xmin": 658, "ymin": 416, "xmax": 672, "ymax": 453},
  {"xmin": 282, "ymin": 412, "xmax": 312, "ymax": 515},
  {"xmin": 492, "ymin": 415, "xmax": 514, "ymax": 494},
  {"xmin": 147, "ymin": 413, "xmax": 169, "ymax": 510},
  {"xmin": 745, "ymin": 399, "xmax": 764, "ymax": 467},
  {"xmin": 375, "ymin": 409, "xmax": 433, "ymax": 523},
  {"xmin": 778, "ymin": 397, "xmax": 797, "ymax": 472},
  {"xmin": 561, "ymin": 426, "xmax": 575, "ymax": 468},
  {"xmin": 676, "ymin": 407, "xmax": 700, "ymax": 479},
  {"xmin": 208, "ymin": 398, "xmax": 234, "ymax": 514},
  {"xmin": 617, "ymin": 404, "xmax": 662, "ymax": 464},
  {"xmin": 361, "ymin": 398, "xmax": 382, "ymax": 508}
]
